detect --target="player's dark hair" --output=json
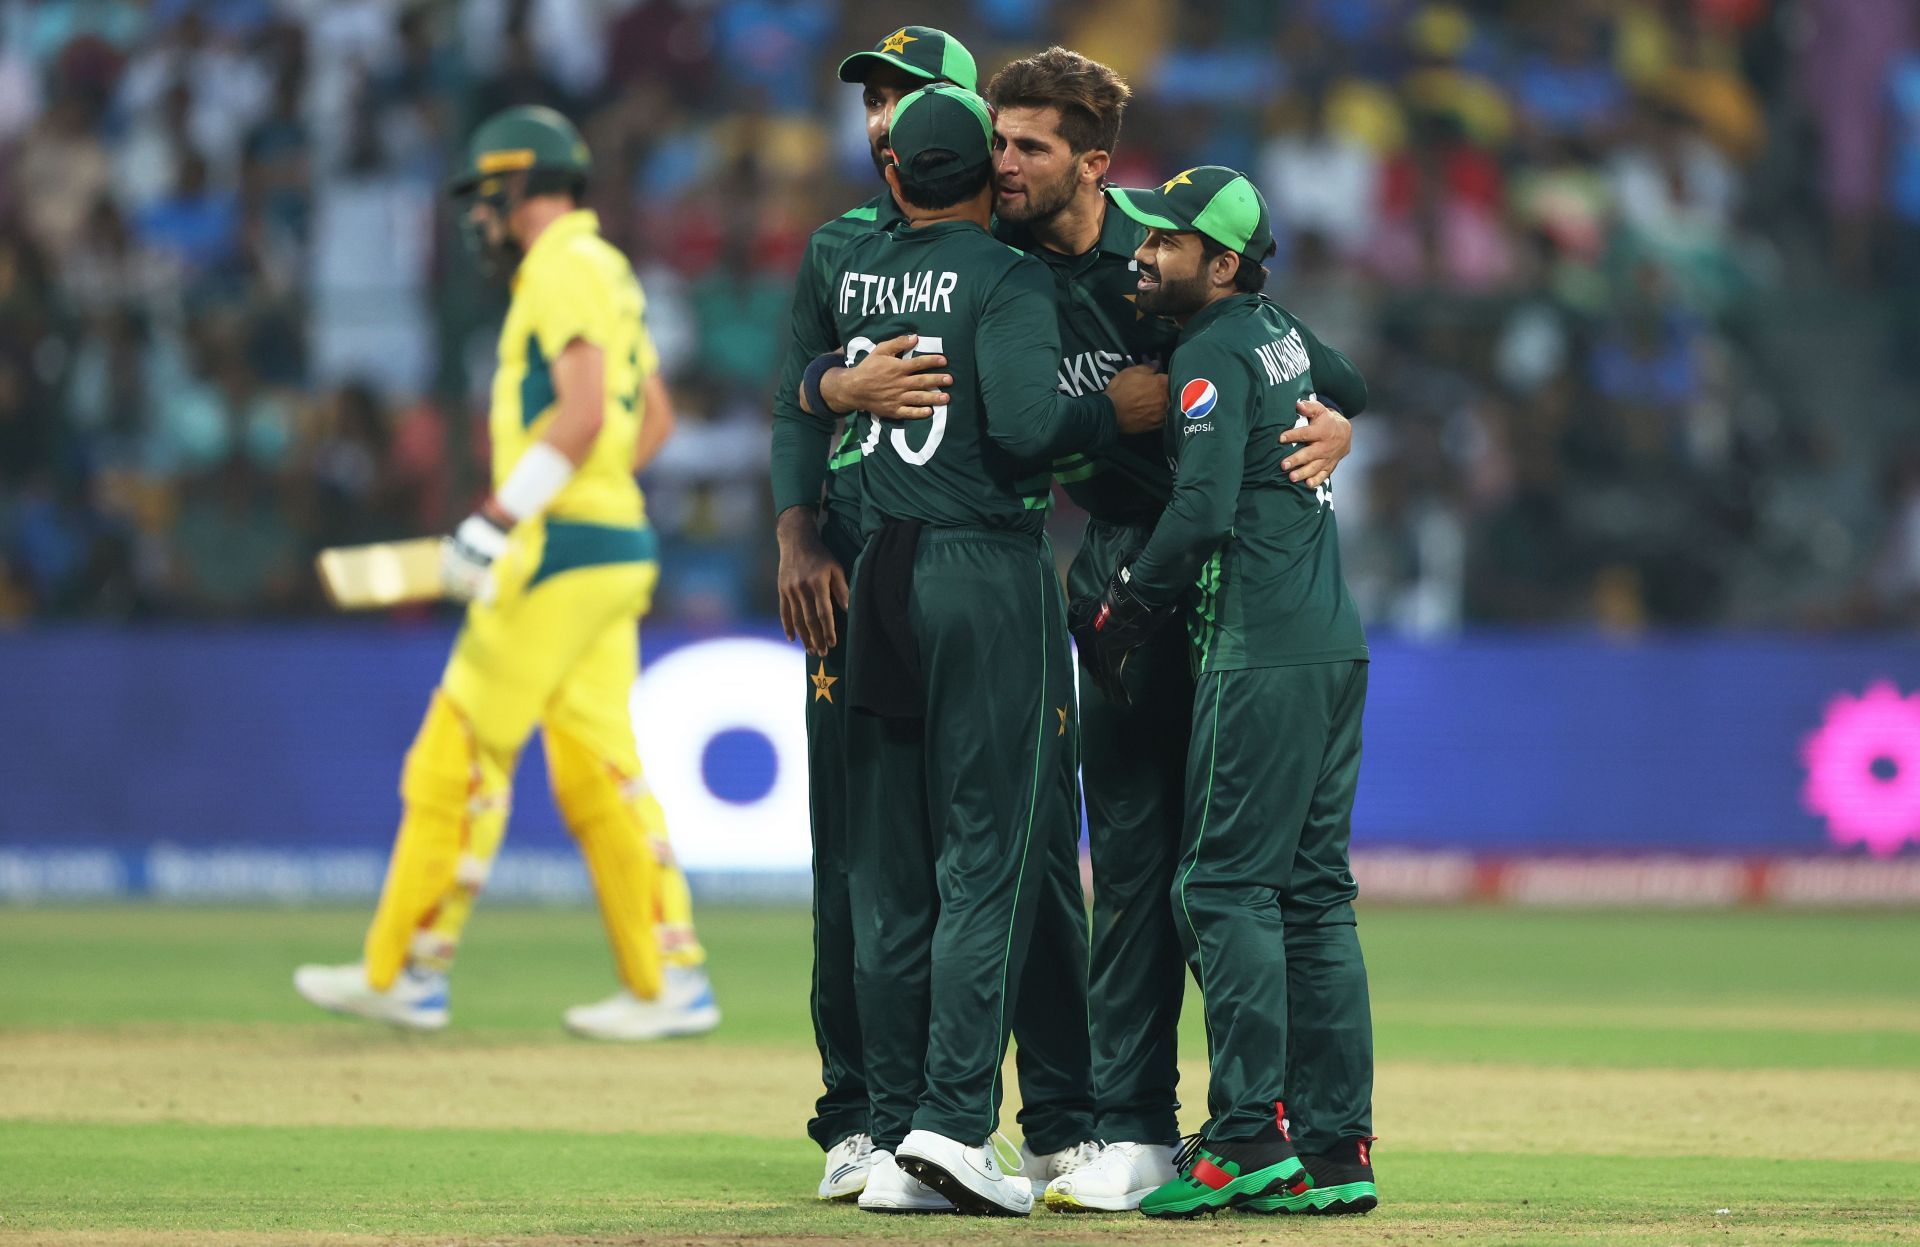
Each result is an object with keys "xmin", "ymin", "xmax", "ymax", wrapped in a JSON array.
[
  {"xmin": 894, "ymin": 150, "xmax": 992, "ymax": 210},
  {"xmin": 523, "ymin": 167, "xmax": 587, "ymax": 204},
  {"xmin": 1201, "ymin": 236, "xmax": 1268, "ymax": 293},
  {"xmin": 986, "ymin": 46, "xmax": 1131, "ymax": 156}
]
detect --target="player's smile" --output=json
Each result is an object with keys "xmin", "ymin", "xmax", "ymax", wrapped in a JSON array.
[{"xmin": 1135, "ymin": 263, "xmax": 1161, "ymax": 294}]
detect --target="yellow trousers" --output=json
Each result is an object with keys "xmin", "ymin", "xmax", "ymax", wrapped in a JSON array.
[{"xmin": 363, "ymin": 530, "xmax": 701, "ymax": 999}]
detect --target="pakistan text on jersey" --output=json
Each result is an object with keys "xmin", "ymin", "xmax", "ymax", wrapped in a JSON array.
[
  {"xmin": 1255, "ymin": 327, "xmax": 1312, "ymax": 387},
  {"xmin": 1056, "ymin": 349, "xmax": 1146, "ymax": 397},
  {"xmin": 835, "ymin": 269, "xmax": 959, "ymax": 317}
]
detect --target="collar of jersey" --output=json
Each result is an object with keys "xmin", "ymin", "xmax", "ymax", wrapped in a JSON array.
[
  {"xmin": 517, "ymin": 209, "xmax": 600, "ymax": 283},
  {"xmin": 1178, "ymin": 291, "xmax": 1260, "ymax": 341},
  {"xmin": 888, "ymin": 218, "xmax": 983, "ymax": 241}
]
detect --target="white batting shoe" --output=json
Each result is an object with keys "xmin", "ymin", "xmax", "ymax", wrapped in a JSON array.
[
  {"xmin": 293, "ymin": 962, "xmax": 449, "ymax": 1031},
  {"xmin": 818, "ymin": 1132, "xmax": 875, "ymax": 1201},
  {"xmin": 563, "ymin": 965, "xmax": 720, "ymax": 1040},
  {"xmin": 1043, "ymin": 1140, "xmax": 1178, "ymax": 1212},
  {"xmin": 897, "ymin": 1129, "xmax": 1034, "ymax": 1217},
  {"xmin": 1017, "ymin": 1138, "xmax": 1102, "ymax": 1182},
  {"xmin": 857, "ymin": 1149, "xmax": 953, "ymax": 1213}
]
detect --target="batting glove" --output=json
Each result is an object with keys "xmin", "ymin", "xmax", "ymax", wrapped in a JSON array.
[{"xmin": 442, "ymin": 509, "xmax": 510, "ymax": 602}]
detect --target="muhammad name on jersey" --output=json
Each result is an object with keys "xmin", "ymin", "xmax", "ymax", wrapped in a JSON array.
[
  {"xmin": 1255, "ymin": 327, "xmax": 1312, "ymax": 387},
  {"xmin": 836, "ymin": 268, "xmax": 959, "ymax": 316},
  {"xmin": 1056, "ymin": 349, "xmax": 1150, "ymax": 398}
]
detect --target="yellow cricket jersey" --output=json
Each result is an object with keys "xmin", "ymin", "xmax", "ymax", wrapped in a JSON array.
[{"xmin": 491, "ymin": 209, "xmax": 659, "ymax": 532}]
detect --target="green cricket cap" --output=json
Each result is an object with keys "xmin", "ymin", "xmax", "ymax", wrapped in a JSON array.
[
  {"xmin": 837, "ymin": 25, "xmax": 977, "ymax": 92},
  {"xmin": 449, "ymin": 105, "xmax": 590, "ymax": 197},
  {"xmin": 1107, "ymin": 165, "xmax": 1276, "ymax": 261},
  {"xmin": 885, "ymin": 82, "xmax": 994, "ymax": 182}
]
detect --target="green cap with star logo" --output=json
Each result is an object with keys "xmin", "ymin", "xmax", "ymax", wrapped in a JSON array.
[
  {"xmin": 885, "ymin": 82, "xmax": 994, "ymax": 182},
  {"xmin": 1107, "ymin": 165, "xmax": 1276, "ymax": 262},
  {"xmin": 837, "ymin": 25, "xmax": 978, "ymax": 92}
]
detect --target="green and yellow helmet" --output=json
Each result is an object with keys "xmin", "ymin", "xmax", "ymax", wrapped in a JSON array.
[
  {"xmin": 449, "ymin": 104, "xmax": 591, "ymax": 199},
  {"xmin": 451, "ymin": 105, "xmax": 590, "ymax": 276}
]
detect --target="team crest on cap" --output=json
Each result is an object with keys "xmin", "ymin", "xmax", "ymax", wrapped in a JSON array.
[{"xmin": 1180, "ymin": 378, "xmax": 1218, "ymax": 421}]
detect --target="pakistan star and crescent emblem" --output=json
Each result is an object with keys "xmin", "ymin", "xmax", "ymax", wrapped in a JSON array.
[
  {"xmin": 811, "ymin": 661, "xmax": 838, "ymax": 703},
  {"xmin": 1161, "ymin": 168, "xmax": 1197, "ymax": 193},
  {"xmin": 880, "ymin": 28, "xmax": 917, "ymax": 55}
]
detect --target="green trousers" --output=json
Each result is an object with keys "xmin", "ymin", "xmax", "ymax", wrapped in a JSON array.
[
  {"xmin": 802, "ymin": 511, "xmax": 869, "ymax": 1151},
  {"xmin": 841, "ymin": 527, "xmax": 1086, "ymax": 1152},
  {"xmin": 1176, "ymin": 660, "xmax": 1373, "ymax": 1148},
  {"xmin": 1069, "ymin": 518, "xmax": 1194, "ymax": 1145}
]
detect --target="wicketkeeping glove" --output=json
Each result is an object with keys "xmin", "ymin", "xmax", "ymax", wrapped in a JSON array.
[
  {"xmin": 1067, "ymin": 563, "xmax": 1173, "ymax": 708},
  {"xmin": 442, "ymin": 511, "xmax": 510, "ymax": 602}
]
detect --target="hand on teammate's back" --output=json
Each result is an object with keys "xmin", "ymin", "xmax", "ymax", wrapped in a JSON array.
[
  {"xmin": 827, "ymin": 333, "xmax": 951, "ymax": 420},
  {"xmin": 776, "ymin": 507, "xmax": 850, "ymax": 656},
  {"xmin": 1107, "ymin": 365, "xmax": 1169, "ymax": 436},
  {"xmin": 1278, "ymin": 397, "xmax": 1351, "ymax": 489}
]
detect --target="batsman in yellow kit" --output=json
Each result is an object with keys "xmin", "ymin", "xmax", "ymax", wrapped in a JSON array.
[{"xmin": 294, "ymin": 106, "xmax": 718, "ymax": 1040}]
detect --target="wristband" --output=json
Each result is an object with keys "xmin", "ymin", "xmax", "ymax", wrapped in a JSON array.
[
  {"xmin": 803, "ymin": 352, "xmax": 841, "ymax": 418},
  {"xmin": 494, "ymin": 441, "xmax": 576, "ymax": 523}
]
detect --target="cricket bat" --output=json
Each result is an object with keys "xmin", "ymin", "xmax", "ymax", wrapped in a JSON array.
[{"xmin": 316, "ymin": 538, "xmax": 447, "ymax": 610}]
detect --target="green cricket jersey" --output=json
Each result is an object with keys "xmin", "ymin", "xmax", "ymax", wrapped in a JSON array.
[
  {"xmin": 1129, "ymin": 293, "xmax": 1369, "ymax": 672},
  {"xmin": 997, "ymin": 207, "xmax": 1370, "ymax": 525},
  {"xmin": 995, "ymin": 209, "xmax": 1178, "ymax": 524},
  {"xmin": 770, "ymin": 191, "xmax": 905, "ymax": 520},
  {"xmin": 826, "ymin": 218, "xmax": 1118, "ymax": 536}
]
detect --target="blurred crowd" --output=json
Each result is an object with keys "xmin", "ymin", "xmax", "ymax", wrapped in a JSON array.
[{"xmin": 1, "ymin": 0, "xmax": 1918, "ymax": 631}]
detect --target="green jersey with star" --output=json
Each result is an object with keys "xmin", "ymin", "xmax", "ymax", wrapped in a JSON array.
[
  {"xmin": 996, "ymin": 209, "xmax": 1370, "ymax": 525},
  {"xmin": 826, "ymin": 219, "xmax": 1117, "ymax": 536},
  {"xmin": 770, "ymin": 191, "xmax": 905, "ymax": 524},
  {"xmin": 1129, "ymin": 293, "xmax": 1368, "ymax": 672}
]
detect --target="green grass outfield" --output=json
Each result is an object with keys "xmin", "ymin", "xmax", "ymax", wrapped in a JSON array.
[{"xmin": 1, "ymin": 905, "xmax": 1917, "ymax": 1245}]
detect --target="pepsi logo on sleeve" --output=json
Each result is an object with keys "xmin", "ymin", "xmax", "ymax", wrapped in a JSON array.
[{"xmin": 1180, "ymin": 378, "xmax": 1218, "ymax": 421}]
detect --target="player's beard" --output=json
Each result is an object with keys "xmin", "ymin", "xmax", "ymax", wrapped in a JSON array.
[
  {"xmin": 995, "ymin": 165, "xmax": 1076, "ymax": 225},
  {"xmin": 870, "ymin": 131, "xmax": 890, "ymax": 179},
  {"xmin": 1135, "ymin": 262, "xmax": 1210, "ymax": 320}
]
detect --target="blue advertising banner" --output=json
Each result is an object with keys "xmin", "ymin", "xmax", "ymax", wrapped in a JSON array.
[{"xmin": 2, "ymin": 625, "xmax": 1917, "ymax": 900}]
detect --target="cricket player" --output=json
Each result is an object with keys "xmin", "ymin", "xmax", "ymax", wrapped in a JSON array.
[
  {"xmin": 797, "ymin": 82, "xmax": 1163, "ymax": 1217},
  {"xmin": 294, "ymin": 106, "xmax": 717, "ymax": 1042},
  {"xmin": 771, "ymin": 26, "xmax": 1139, "ymax": 1207},
  {"xmin": 1073, "ymin": 166, "xmax": 1375, "ymax": 1218},
  {"xmin": 974, "ymin": 49, "xmax": 1366, "ymax": 1213}
]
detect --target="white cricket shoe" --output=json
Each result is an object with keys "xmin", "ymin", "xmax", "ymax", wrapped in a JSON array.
[
  {"xmin": 563, "ymin": 965, "xmax": 720, "ymax": 1040},
  {"xmin": 1042, "ymin": 1140, "xmax": 1178, "ymax": 1212},
  {"xmin": 856, "ymin": 1149, "xmax": 953, "ymax": 1213},
  {"xmin": 897, "ymin": 1129, "xmax": 1034, "ymax": 1217},
  {"xmin": 817, "ymin": 1132, "xmax": 875, "ymax": 1201},
  {"xmin": 293, "ymin": 962, "xmax": 449, "ymax": 1031},
  {"xmin": 1017, "ymin": 1138, "xmax": 1102, "ymax": 1182}
]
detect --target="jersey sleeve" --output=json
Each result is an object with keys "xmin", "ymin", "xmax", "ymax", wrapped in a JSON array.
[
  {"xmin": 975, "ymin": 258, "xmax": 1117, "ymax": 460},
  {"xmin": 1128, "ymin": 340, "xmax": 1255, "ymax": 605},
  {"xmin": 1299, "ymin": 319, "xmax": 1367, "ymax": 415},
  {"xmin": 527, "ymin": 247, "xmax": 617, "ymax": 359},
  {"xmin": 770, "ymin": 229, "xmax": 842, "ymax": 515}
]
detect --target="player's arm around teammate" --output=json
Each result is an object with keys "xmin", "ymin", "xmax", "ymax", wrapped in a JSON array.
[{"xmin": 1073, "ymin": 167, "xmax": 1376, "ymax": 1219}]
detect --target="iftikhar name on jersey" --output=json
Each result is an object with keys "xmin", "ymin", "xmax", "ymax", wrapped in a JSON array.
[
  {"xmin": 1255, "ymin": 327, "xmax": 1311, "ymax": 387},
  {"xmin": 836, "ymin": 269, "xmax": 959, "ymax": 317}
]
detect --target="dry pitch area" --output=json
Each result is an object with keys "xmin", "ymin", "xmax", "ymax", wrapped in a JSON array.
[{"xmin": 1, "ymin": 906, "xmax": 1917, "ymax": 1246}]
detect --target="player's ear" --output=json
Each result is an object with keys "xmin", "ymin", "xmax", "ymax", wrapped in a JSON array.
[
  {"xmin": 1212, "ymin": 249, "xmax": 1239, "ymax": 291},
  {"xmin": 1081, "ymin": 147, "xmax": 1110, "ymax": 186},
  {"xmin": 883, "ymin": 162, "xmax": 903, "ymax": 199}
]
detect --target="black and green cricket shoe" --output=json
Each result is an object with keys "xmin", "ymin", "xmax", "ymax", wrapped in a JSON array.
[
  {"xmin": 1138, "ymin": 1131, "xmax": 1311, "ymax": 1219},
  {"xmin": 1242, "ymin": 1136, "xmax": 1377, "ymax": 1215}
]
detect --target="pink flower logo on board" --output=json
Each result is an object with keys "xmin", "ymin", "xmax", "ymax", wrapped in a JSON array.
[{"xmin": 1801, "ymin": 682, "xmax": 1920, "ymax": 857}]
